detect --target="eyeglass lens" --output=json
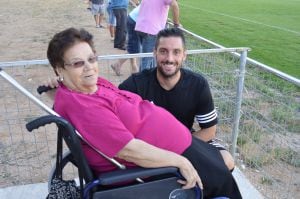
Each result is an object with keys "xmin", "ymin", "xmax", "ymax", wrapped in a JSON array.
[{"xmin": 66, "ymin": 56, "xmax": 98, "ymax": 68}]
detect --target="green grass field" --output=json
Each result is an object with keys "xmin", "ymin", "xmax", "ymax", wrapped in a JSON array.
[{"xmin": 179, "ymin": 0, "xmax": 300, "ymax": 78}]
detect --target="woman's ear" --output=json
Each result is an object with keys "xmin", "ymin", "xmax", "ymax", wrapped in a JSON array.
[{"xmin": 55, "ymin": 67, "xmax": 64, "ymax": 82}]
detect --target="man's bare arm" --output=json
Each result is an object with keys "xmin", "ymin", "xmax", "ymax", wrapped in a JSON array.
[{"xmin": 193, "ymin": 125, "xmax": 216, "ymax": 142}]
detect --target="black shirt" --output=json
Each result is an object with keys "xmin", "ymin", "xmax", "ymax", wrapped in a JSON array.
[{"xmin": 119, "ymin": 68, "xmax": 217, "ymax": 130}]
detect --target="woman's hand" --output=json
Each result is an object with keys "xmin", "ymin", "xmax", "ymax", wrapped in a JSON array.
[
  {"xmin": 117, "ymin": 139, "xmax": 203, "ymax": 190},
  {"xmin": 177, "ymin": 157, "xmax": 203, "ymax": 190}
]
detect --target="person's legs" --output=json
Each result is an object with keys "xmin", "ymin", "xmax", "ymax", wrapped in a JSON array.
[
  {"xmin": 182, "ymin": 138, "xmax": 242, "ymax": 199},
  {"xmin": 109, "ymin": 25, "xmax": 115, "ymax": 39},
  {"xmin": 98, "ymin": 4, "xmax": 105, "ymax": 27},
  {"xmin": 113, "ymin": 8, "xmax": 121, "ymax": 47},
  {"xmin": 113, "ymin": 8, "xmax": 127, "ymax": 49},
  {"xmin": 137, "ymin": 32, "xmax": 156, "ymax": 71},
  {"xmin": 119, "ymin": 8, "xmax": 127, "ymax": 47},
  {"xmin": 86, "ymin": 0, "xmax": 92, "ymax": 10},
  {"xmin": 106, "ymin": 7, "xmax": 116, "ymax": 39},
  {"xmin": 111, "ymin": 59, "xmax": 127, "ymax": 76},
  {"xmin": 130, "ymin": 58, "xmax": 138, "ymax": 74},
  {"xmin": 126, "ymin": 16, "xmax": 140, "ymax": 73},
  {"xmin": 91, "ymin": 4, "xmax": 101, "ymax": 27},
  {"xmin": 95, "ymin": 15, "xmax": 100, "ymax": 27}
]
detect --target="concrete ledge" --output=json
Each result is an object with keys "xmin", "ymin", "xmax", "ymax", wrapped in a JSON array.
[
  {"xmin": 232, "ymin": 167, "xmax": 264, "ymax": 199},
  {"xmin": 0, "ymin": 182, "xmax": 48, "ymax": 199},
  {"xmin": 0, "ymin": 167, "xmax": 263, "ymax": 199}
]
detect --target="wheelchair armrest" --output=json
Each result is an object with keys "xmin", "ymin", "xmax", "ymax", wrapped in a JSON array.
[
  {"xmin": 26, "ymin": 115, "xmax": 69, "ymax": 131},
  {"xmin": 98, "ymin": 167, "xmax": 179, "ymax": 185}
]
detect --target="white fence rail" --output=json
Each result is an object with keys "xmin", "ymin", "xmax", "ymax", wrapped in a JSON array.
[{"xmin": 176, "ymin": 27, "xmax": 299, "ymax": 199}]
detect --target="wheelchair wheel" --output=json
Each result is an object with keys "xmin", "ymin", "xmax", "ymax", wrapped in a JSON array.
[{"xmin": 48, "ymin": 150, "xmax": 78, "ymax": 191}]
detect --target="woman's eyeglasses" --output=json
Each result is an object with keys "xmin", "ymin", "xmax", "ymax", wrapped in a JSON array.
[{"xmin": 64, "ymin": 55, "xmax": 98, "ymax": 68}]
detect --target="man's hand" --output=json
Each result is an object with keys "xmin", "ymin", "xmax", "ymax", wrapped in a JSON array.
[
  {"xmin": 44, "ymin": 77, "xmax": 59, "ymax": 88},
  {"xmin": 38, "ymin": 77, "xmax": 59, "ymax": 100}
]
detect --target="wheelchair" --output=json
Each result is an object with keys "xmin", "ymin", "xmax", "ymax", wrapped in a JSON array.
[{"xmin": 26, "ymin": 115, "xmax": 202, "ymax": 199}]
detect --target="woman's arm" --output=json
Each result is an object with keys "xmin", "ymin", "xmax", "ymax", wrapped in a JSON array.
[{"xmin": 117, "ymin": 139, "xmax": 202, "ymax": 189}]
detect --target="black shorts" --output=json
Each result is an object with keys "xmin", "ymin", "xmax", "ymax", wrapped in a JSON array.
[
  {"xmin": 190, "ymin": 129, "xmax": 226, "ymax": 151},
  {"xmin": 181, "ymin": 137, "xmax": 242, "ymax": 199},
  {"xmin": 207, "ymin": 139, "xmax": 226, "ymax": 151}
]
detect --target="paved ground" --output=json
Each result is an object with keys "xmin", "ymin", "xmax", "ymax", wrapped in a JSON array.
[
  {"xmin": 0, "ymin": 0, "xmax": 124, "ymax": 61},
  {"xmin": 0, "ymin": 168, "xmax": 263, "ymax": 199},
  {"xmin": 0, "ymin": 168, "xmax": 263, "ymax": 198}
]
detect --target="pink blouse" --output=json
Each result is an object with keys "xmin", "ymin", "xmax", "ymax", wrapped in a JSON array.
[{"xmin": 54, "ymin": 77, "xmax": 191, "ymax": 174}]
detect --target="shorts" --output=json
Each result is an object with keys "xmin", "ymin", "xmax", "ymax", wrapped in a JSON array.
[
  {"xmin": 207, "ymin": 139, "xmax": 226, "ymax": 151},
  {"xmin": 191, "ymin": 128, "xmax": 226, "ymax": 150},
  {"xmin": 106, "ymin": 6, "xmax": 116, "ymax": 26},
  {"xmin": 181, "ymin": 137, "xmax": 242, "ymax": 198},
  {"xmin": 91, "ymin": 3, "xmax": 105, "ymax": 15},
  {"xmin": 126, "ymin": 16, "xmax": 140, "ymax": 54}
]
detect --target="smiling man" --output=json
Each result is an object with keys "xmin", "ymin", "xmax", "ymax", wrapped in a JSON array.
[{"xmin": 119, "ymin": 27, "xmax": 235, "ymax": 171}]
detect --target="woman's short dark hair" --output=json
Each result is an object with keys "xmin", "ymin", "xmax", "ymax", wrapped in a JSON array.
[
  {"xmin": 47, "ymin": 28, "xmax": 96, "ymax": 75},
  {"xmin": 154, "ymin": 28, "xmax": 186, "ymax": 50}
]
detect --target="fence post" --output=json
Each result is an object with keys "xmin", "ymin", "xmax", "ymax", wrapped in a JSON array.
[{"xmin": 231, "ymin": 50, "xmax": 247, "ymax": 159}]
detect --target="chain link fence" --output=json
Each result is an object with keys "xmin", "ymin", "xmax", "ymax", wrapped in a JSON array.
[
  {"xmin": 1, "ymin": 30, "xmax": 299, "ymax": 199},
  {"xmin": 180, "ymin": 29, "xmax": 300, "ymax": 199},
  {"xmin": 0, "ymin": 48, "xmax": 248, "ymax": 188}
]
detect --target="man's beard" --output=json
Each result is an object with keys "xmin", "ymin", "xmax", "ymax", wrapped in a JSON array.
[{"xmin": 157, "ymin": 61, "xmax": 181, "ymax": 78}]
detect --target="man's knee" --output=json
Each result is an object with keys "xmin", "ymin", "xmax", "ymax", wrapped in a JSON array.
[{"xmin": 220, "ymin": 150, "xmax": 235, "ymax": 171}]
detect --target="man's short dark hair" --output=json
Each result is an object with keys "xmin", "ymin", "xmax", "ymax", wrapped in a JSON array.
[
  {"xmin": 47, "ymin": 27, "xmax": 96, "ymax": 75},
  {"xmin": 155, "ymin": 28, "xmax": 186, "ymax": 50}
]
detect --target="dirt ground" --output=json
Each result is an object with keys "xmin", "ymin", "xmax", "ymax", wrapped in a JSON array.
[
  {"xmin": 0, "ymin": 0, "xmax": 130, "ymax": 188},
  {"xmin": 0, "ymin": 0, "xmax": 124, "ymax": 62},
  {"xmin": 1, "ymin": 1, "xmax": 299, "ymax": 198}
]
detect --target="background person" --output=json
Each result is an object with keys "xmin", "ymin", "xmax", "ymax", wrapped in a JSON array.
[
  {"xmin": 110, "ymin": 4, "xmax": 140, "ymax": 76},
  {"xmin": 119, "ymin": 28, "xmax": 235, "ymax": 171},
  {"xmin": 46, "ymin": 27, "xmax": 242, "ymax": 199},
  {"xmin": 110, "ymin": 0, "xmax": 129, "ymax": 50},
  {"xmin": 91, "ymin": 0, "xmax": 105, "ymax": 28},
  {"xmin": 106, "ymin": 0, "xmax": 116, "ymax": 40},
  {"xmin": 86, "ymin": 0, "xmax": 92, "ymax": 11},
  {"xmin": 135, "ymin": 0, "xmax": 180, "ymax": 71}
]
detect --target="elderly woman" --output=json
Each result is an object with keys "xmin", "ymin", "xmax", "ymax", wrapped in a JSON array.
[{"xmin": 46, "ymin": 27, "xmax": 242, "ymax": 199}]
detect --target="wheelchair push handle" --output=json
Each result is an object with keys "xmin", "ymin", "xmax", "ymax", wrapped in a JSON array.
[
  {"xmin": 26, "ymin": 115, "xmax": 67, "ymax": 131},
  {"xmin": 37, "ymin": 85, "xmax": 54, "ymax": 95}
]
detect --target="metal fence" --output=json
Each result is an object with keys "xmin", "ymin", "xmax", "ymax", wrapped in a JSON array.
[
  {"xmin": 0, "ymin": 48, "xmax": 248, "ymax": 188},
  {"xmin": 1, "ymin": 39, "xmax": 299, "ymax": 199},
  {"xmin": 179, "ymin": 28, "xmax": 300, "ymax": 199}
]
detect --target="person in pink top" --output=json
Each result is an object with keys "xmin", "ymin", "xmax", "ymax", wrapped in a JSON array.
[
  {"xmin": 46, "ymin": 27, "xmax": 242, "ymax": 198},
  {"xmin": 135, "ymin": 0, "xmax": 180, "ymax": 71}
]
